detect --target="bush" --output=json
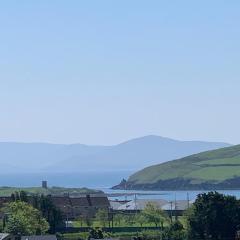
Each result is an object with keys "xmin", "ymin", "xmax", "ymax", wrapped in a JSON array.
[{"xmin": 162, "ymin": 221, "xmax": 186, "ymax": 240}]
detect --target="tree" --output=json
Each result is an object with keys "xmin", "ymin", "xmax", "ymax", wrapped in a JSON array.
[
  {"xmin": 164, "ymin": 221, "xmax": 186, "ymax": 240},
  {"xmin": 142, "ymin": 202, "xmax": 168, "ymax": 228},
  {"xmin": 126, "ymin": 214, "xmax": 136, "ymax": 226},
  {"xmin": 38, "ymin": 195, "xmax": 64, "ymax": 233},
  {"xmin": 95, "ymin": 209, "xmax": 109, "ymax": 227},
  {"xmin": 88, "ymin": 228, "xmax": 103, "ymax": 239},
  {"xmin": 4, "ymin": 201, "xmax": 49, "ymax": 235},
  {"xmin": 187, "ymin": 191, "xmax": 240, "ymax": 240},
  {"xmin": 113, "ymin": 214, "xmax": 123, "ymax": 226},
  {"xmin": 10, "ymin": 192, "xmax": 64, "ymax": 233},
  {"xmin": 135, "ymin": 212, "xmax": 147, "ymax": 227},
  {"xmin": 84, "ymin": 216, "xmax": 93, "ymax": 227},
  {"xmin": 76, "ymin": 215, "xmax": 84, "ymax": 227}
]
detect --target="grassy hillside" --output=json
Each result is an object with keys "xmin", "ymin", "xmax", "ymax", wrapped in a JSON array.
[
  {"xmin": 114, "ymin": 144, "xmax": 240, "ymax": 190},
  {"xmin": 0, "ymin": 186, "xmax": 102, "ymax": 197}
]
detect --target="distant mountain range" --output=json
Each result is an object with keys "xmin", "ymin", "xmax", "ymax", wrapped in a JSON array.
[
  {"xmin": 0, "ymin": 136, "xmax": 231, "ymax": 173},
  {"xmin": 113, "ymin": 144, "xmax": 240, "ymax": 190}
]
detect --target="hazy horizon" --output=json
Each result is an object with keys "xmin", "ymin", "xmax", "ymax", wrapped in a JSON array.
[
  {"xmin": 0, "ymin": 135, "xmax": 233, "ymax": 146},
  {"xmin": 1, "ymin": 1, "xmax": 240, "ymax": 145}
]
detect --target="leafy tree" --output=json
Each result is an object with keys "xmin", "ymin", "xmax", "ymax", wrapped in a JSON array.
[
  {"xmin": 113, "ymin": 214, "xmax": 123, "ymax": 226},
  {"xmin": 38, "ymin": 195, "xmax": 64, "ymax": 233},
  {"xmin": 95, "ymin": 209, "xmax": 109, "ymax": 227},
  {"xmin": 11, "ymin": 192, "xmax": 20, "ymax": 201},
  {"xmin": 84, "ymin": 216, "xmax": 93, "ymax": 227},
  {"xmin": 124, "ymin": 214, "xmax": 135, "ymax": 226},
  {"xmin": 76, "ymin": 215, "xmax": 85, "ymax": 227},
  {"xmin": 187, "ymin": 191, "xmax": 240, "ymax": 240},
  {"xmin": 135, "ymin": 213, "xmax": 147, "ymax": 227},
  {"xmin": 88, "ymin": 228, "xmax": 103, "ymax": 239},
  {"xmin": 4, "ymin": 201, "xmax": 49, "ymax": 235},
  {"xmin": 19, "ymin": 191, "xmax": 28, "ymax": 202},
  {"xmin": 10, "ymin": 192, "xmax": 64, "ymax": 233},
  {"xmin": 142, "ymin": 202, "xmax": 168, "ymax": 228},
  {"xmin": 163, "ymin": 221, "xmax": 186, "ymax": 240}
]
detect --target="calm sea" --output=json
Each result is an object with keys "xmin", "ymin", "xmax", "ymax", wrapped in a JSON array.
[
  {"xmin": 1, "ymin": 171, "xmax": 240, "ymax": 201},
  {"xmin": 0, "ymin": 171, "xmax": 132, "ymax": 188}
]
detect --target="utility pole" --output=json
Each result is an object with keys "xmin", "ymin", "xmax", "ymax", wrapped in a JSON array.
[
  {"xmin": 170, "ymin": 201, "xmax": 173, "ymax": 223},
  {"xmin": 174, "ymin": 193, "xmax": 178, "ymax": 221},
  {"xmin": 134, "ymin": 194, "xmax": 137, "ymax": 212}
]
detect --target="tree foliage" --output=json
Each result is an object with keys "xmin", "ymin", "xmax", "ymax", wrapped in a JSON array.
[
  {"xmin": 4, "ymin": 201, "xmax": 49, "ymax": 235},
  {"xmin": 187, "ymin": 191, "xmax": 240, "ymax": 240},
  {"xmin": 163, "ymin": 221, "xmax": 186, "ymax": 240},
  {"xmin": 113, "ymin": 214, "xmax": 123, "ymax": 226},
  {"xmin": 10, "ymin": 192, "xmax": 64, "ymax": 233},
  {"xmin": 95, "ymin": 208, "xmax": 109, "ymax": 227},
  {"xmin": 134, "ymin": 213, "xmax": 147, "ymax": 227},
  {"xmin": 142, "ymin": 202, "xmax": 168, "ymax": 228}
]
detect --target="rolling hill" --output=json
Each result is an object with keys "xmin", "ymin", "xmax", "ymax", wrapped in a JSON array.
[
  {"xmin": 0, "ymin": 136, "xmax": 230, "ymax": 173},
  {"xmin": 113, "ymin": 144, "xmax": 240, "ymax": 190}
]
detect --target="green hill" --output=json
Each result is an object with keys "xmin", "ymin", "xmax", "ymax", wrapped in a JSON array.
[{"xmin": 113, "ymin": 144, "xmax": 240, "ymax": 190}]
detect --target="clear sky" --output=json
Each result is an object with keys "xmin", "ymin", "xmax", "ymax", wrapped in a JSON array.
[{"xmin": 0, "ymin": 0, "xmax": 240, "ymax": 145}]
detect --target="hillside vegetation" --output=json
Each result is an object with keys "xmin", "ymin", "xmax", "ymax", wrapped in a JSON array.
[
  {"xmin": 0, "ymin": 186, "xmax": 101, "ymax": 197},
  {"xmin": 113, "ymin": 144, "xmax": 240, "ymax": 190}
]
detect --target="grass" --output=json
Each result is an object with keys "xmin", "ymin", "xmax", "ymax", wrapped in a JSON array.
[
  {"xmin": 196, "ymin": 156, "xmax": 240, "ymax": 166},
  {"xmin": 185, "ymin": 166, "xmax": 240, "ymax": 181},
  {"xmin": 73, "ymin": 220, "xmax": 163, "ymax": 228},
  {"xmin": 128, "ymin": 144, "xmax": 240, "ymax": 185},
  {"xmin": 61, "ymin": 217, "xmax": 187, "ymax": 239},
  {"xmin": 61, "ymin": 232, "xmax": 89, "ymax": 240},
  {"xmin": 0, "ymin": 186, "xmax": 101, "ymax": 197},
  {"xmin": 61, "ymin": 231, "xmax": 136, "ymax": 240}
]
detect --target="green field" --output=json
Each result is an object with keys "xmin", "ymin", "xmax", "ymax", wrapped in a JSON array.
[
  {"xmin": 0, "ymin": 186, "xmax": 101, "ymax": 196},
  {"xmin": 123, "ymin": 144, "xmax": 240, "ymax": 189},
  {"xmin": 72, "ymin": 219, "xmax": 168, "ymax": 228}
]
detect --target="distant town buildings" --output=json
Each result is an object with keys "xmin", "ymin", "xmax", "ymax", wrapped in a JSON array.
[{"xmin": 109, "ymin": 199, "xmax": 193, "ymax": 216}]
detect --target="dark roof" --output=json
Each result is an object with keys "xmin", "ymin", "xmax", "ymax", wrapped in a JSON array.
[
  {"xmin": 21, "ymin": 235, "xmax": 57, "ymax": 240},
  {"xmin": 69, "ymin": 197, "xmax": 89, "ymax": 206},
  {"xmin": 90, "ymin": 196, "xmax": 110, "ymax": 207},
  {"xmin": 51, "ymin": 196, "xmax": 71, "ymax": 206}
]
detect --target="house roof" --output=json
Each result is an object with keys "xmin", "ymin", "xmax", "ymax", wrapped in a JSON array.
[
  {"xmin": 161, "ymin": 200, "xmax": 193, "ymax": 211},
  {"xmin": 115, "ymin": 199, "xmax": 193, "ymax": 211},
  {"xmin": 21, "ymin": 235, "xmax": 57, "ymax": 240},
  {"xmin": 110, "ymin": 200, "xmax": 129, "ymax": 210},
  {"xmin": 90, "ymin": 196, "xmax": 110, "ymax": 207},
  {"xmin": 117, "ymin": 199, "xmax": 168, "ymax": 211}
]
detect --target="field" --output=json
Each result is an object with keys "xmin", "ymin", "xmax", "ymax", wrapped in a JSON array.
[
  {"xmin": 0, "ymin": 186, "xmax": 101, "ymax": 196},
  {"xmin": 121, "ymin": 144, "xmax": 240, "ymax": 190}
]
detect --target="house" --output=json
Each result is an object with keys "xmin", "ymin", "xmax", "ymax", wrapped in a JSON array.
[
  {"xmin": 116, "ymin": 199, "xmax": 168, "ymax": 212},
  {"xmin": 110, "ymin": 198, "xmax": 193, "ymax": 216},
  {"xmin": 161, "ymin": 200, "xmax": 193, "ymax": 216},
  {"xmin": 109, "ymin": 200, "xmax": 129, "ymax": 210},
  {"xmin": 0, "ymin": 194, "xmax": 109, "ymax": 221},
  {"xmin": 51, "ymin": 194, "xmax": 110, "ymax": 219}
]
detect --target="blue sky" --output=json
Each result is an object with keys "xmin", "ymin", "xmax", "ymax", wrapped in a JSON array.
[{"xmin": 0, "ymin": 0, "xmax": 240, "ymax": 145}]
